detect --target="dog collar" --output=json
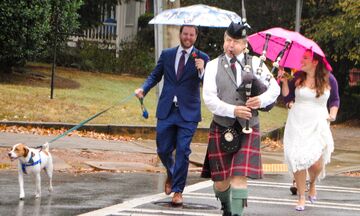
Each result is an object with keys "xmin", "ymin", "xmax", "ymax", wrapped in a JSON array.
[{"xmin": 21, "ymin": 154, "xmax": 42, "ymax": 174}]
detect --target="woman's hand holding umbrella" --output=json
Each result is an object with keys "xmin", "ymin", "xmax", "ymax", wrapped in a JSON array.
[{"xmin": 277, "ymin": 67, "xmax": 294, "ymax": 83}]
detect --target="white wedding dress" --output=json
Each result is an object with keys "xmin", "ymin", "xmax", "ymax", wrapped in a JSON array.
[{"xmin": 284, "ymin": 87, "xmax": 334, "ymax": 180}]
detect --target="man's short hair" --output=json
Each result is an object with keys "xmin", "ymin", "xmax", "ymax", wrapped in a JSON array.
[{"xmin": 180, "ymin": 25, "xmax": 199, "ymax": 35}]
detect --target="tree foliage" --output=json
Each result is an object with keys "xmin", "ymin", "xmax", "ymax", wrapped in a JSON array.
[
  {"xmin": 48, "ymin": 0, "xmax": 83, "ymax": 50},
  {"xmin": 303, "ymin": 0, "xmax": 359, "ymax": 65},
  {"xmin": 0, "ymin": 0, "xmax": 82, "ymax": 73},
  {"xmin": 0, "ymin": 0, "xmax": 51, "ymax": 72},
  {"xmin": 302, "ymin": 0, "xmax": 360, "ymax": 94}
]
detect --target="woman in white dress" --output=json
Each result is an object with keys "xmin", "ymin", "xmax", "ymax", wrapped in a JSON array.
[{"xmin": 280, "ymin": 50, "xmax": 340, "ymax": 211}]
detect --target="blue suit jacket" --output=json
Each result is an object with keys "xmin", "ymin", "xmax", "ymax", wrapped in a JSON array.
[{"xmin": 142, "ymin": 46, "xmax": 210, "ymax": 122}]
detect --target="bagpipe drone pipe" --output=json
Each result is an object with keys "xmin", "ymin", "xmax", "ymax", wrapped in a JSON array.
[{"xmin": 236, "ymin": 33, "xmax": 292, "ymax": 134}]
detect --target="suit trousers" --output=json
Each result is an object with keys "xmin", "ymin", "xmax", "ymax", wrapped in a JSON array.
[{"xmin": 156, "ymin": 104, "xmax": 198, "ymax": 193}]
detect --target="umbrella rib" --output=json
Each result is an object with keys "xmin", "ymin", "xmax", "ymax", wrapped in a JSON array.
[{"xmin": 148, "ymin": 4, "xmax": 242, "ymax": 28}]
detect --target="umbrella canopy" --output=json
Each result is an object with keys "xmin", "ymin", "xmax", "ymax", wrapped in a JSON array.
[
  {"xmin": 248, "ymin": 27, "xmax": 332, "ymax": 71},
  {"xmin": 149, "ymin": 4, "xmax": 242, "ymax": 28}
]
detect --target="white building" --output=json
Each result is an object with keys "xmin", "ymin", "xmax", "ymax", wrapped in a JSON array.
[{"xmin": 69, "ymin": 0, "xmax": 150, "ymax": 51}]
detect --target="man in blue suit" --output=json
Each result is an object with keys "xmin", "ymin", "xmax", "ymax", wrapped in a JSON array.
[{"xmin": 135, "ymin": 25, "xmax": 209, "ymax": 205}]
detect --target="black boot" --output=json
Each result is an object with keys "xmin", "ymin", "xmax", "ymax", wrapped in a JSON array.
[{"xmin": 220, "ymin": 202, "xmax": 232, "ymax": 216}]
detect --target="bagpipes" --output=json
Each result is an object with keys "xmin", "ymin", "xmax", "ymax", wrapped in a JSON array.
[
  {"xmin": 271, "ymin": 39, "xmax": 293, "ymax": 80},
  {"xmin": 236, "ymin": 33, "xmax": 292, "ymax": 134}
]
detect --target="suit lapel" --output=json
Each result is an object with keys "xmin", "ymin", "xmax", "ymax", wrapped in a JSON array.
[
  {"xmin": 183, "ymin": 48, "xmax": 195, "ymax": 74},
  {"xmin": 220, "ymin": 55, "xmax": 237, "ymax": 87}
]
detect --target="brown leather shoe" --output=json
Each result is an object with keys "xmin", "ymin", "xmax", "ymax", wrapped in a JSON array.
[
  {"xmin": 171, "ymin": 192, "xmax": 183, "ymax": 205},
  {"xmin": 164, "ymin": 176, "xmax": 172, "ymax": 195}
]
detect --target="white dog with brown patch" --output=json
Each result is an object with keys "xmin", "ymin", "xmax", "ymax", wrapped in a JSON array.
[{"xmin": 8, "ymin": 142, "xmax": 53, "ymax": 199}]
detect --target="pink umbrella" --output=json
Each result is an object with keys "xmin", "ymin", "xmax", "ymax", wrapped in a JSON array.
[{"xmin": 248, "ymin": 27, "xmax": 332, "ymax": 71}]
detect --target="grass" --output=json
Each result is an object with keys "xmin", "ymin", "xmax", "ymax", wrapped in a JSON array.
[{"xmin": 0, "ymin": 63, "xmax": 288, "ymax": 131}]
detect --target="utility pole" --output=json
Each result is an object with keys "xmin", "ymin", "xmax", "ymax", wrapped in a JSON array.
[
  {"xmin": 241, "ymin": 0, "xmax": 246, "ymax": 21},
  {"xmin": 154, "ymin": 0, "xmax": 180, "ymax": 98},
  {"xmin": 154, "ymin": 0, "xmax": 164, "ymax": 98},
  {"xmin": 295, "ymin": 0, "xmax": 303, "ymax": 32},
  {"xmin": 154, "ymin": 1, "xmax": 164, "ymax": 61}
]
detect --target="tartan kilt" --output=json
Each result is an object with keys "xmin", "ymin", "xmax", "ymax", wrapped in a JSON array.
[{"xmin": 201, "ymin": 120, "xmax": 263, "ymax": 181}]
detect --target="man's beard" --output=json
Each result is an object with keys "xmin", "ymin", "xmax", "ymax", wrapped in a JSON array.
[{"xmin": 180, "ymin": 39, "xmax": 193, "ymax": 49}]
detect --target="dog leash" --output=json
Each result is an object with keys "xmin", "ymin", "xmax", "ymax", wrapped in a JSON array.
[{"xmin": 46, "ymin": 94, "xmax": 148, "ymax": 145}]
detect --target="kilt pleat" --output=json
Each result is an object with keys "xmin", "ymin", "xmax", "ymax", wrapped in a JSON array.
[{"xmin": 201, "ymin": 121, "xmax": 263, "ymax": 181}]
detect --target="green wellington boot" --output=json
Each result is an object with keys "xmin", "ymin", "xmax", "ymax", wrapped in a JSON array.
[
  {"xmin": 214, "ymin": 185, "xmax": 231, "ymax": 216},
  {"xmin": 231, "ymin": 188, "xmax": 248, "ymax": 216}
]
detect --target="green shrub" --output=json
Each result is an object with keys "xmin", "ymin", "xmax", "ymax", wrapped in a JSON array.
[
  {"xmin": 78, "ymin": 41, "xmax": 118, "ymax": 72},
  {"xmin": 36, "ymin": 12, "xmax": 156, "ymax": 76},
  {"xmin": 38, "ymin": 38, "xmax": 154, "ymax": 76},
  {"xmin": 137, "ymin": 13, "xmax": 155, "ymax": 49},
  {"xmin": 57, "ymin": 46, "xmax": 82, "ymax": 68},
  {"xmin": 138, "ymin": 13, "xmax": 154, "ymax": 30},
  {"xmin": 117, "ymin": 39, "xmax": 155, "ymax": 76}
]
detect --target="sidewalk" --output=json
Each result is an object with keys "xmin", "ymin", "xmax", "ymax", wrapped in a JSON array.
[{"xmin": 1, "ymin": 124, "xmax": 359, "ymax": 175}]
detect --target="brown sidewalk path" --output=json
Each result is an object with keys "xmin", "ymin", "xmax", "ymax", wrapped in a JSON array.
[{"xmin": 1, "ymin": 123, "xmax": 359, "ymax": 175}]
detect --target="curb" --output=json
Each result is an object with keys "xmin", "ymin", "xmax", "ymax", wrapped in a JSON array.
[{"xmin": 0, "ymin": 121, "xmax": 284, "ymax": 143}]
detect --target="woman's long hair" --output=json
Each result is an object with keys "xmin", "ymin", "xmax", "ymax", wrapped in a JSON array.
[{"xmin": 296, "ymin": 50, "xmax": 330, "ymax": 97}]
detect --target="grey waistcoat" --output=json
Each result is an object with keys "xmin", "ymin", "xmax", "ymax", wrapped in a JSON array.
[{"xmin": 213, "ymin": 54, "xmax": 259, "ymax": 128}]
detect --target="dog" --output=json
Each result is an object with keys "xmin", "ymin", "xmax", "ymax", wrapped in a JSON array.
[{"xmin": 8, "ymin": 142, "xmax": 53, "ymax": 199}]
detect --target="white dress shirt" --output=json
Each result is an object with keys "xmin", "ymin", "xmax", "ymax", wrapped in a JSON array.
[{"xmin": 203, "ymin": 53, "xmax": 280, "ymax": 118}]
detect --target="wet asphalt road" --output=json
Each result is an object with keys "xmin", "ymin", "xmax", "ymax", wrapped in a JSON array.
[
  {"xmin": 0, "ymin": 171, "xmax": 203, "ymax": 216},
  {"xmin": 2, "ymin": 171, "xmax": 360, "ymax": 216}
]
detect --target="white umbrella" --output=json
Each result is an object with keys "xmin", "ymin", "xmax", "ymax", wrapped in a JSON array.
[{"xmin": 149, "ymin": 4, "xmax": 243, "ymax": 28}]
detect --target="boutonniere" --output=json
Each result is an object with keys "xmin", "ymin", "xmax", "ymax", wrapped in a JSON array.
[{"xmin": 190, "ymin": 51, "xmax": 198, "ymax": 59}]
